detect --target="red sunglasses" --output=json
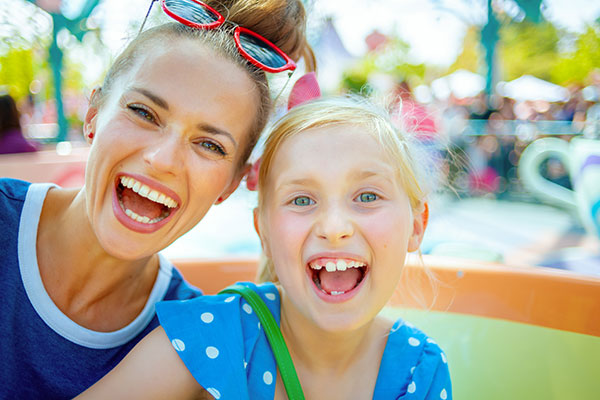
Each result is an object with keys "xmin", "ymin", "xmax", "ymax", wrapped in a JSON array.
[{"xmin": 139, "ymin": 0, "xmax": 297, "ymax": 73}]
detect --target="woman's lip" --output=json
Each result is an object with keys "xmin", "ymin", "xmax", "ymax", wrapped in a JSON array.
[
  {"xmin": 111, "ymin": 173, "xmax": 180, "ymax": 234},
  {"xmin": 117, "ymin": 172, "xmax": 182, "ymax": 206}
]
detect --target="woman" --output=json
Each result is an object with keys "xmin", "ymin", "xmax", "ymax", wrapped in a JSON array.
[{"xmin": 0, "ymin": 0, "xmax": 313, "ymax": 398}]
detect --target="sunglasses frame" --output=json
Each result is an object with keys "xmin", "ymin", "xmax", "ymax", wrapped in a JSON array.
[{"xmin": 146, "ymin": 0, "xmax": 296, "ymax": 73}]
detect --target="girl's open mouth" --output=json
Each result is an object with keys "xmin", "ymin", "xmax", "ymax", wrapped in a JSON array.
[
  {"xmin": 112, "ymin": 174, "xmax": 180, "ymax": 233},
  {"xmin": 307, "ymin": 257, "xmax": 368, "ymax": 302}
]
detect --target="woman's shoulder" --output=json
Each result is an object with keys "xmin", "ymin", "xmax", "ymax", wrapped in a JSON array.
[{"xmin": 375, "ymin": 318, "xmax": 452, "ymax": 399}]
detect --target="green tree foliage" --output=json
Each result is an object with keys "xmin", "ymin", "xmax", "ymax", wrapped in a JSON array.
[
  {"xmin": 341, "ymin": 36, "xmax": 425, "ymax": 93},
  {"xmin": 498, "ymin": 20, "xmax": 560, "ymax": 82},
  {"xmin": 448, "ymin": 26, "xmax": 484, "ymax": 74},
  {"xmin": 0, "ymin": 47, "xmax": 36, "ymax": 99},
  {"xmin": 551, "ymin": 24, "xmax": 600, "ymax": 85}
]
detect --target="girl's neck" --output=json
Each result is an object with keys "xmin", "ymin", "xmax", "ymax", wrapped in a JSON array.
[
  {"xmin": 277, "ymin": 290, "xmax": 392, "ymax": 399},
  {"xmin": 36, "ymin": 187, "xmax": 159, "ymax": 331}
]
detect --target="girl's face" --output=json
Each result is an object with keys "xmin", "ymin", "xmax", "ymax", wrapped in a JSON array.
[
  {"xmin": 84, "ymin": 40, "xmax": 258, "ymax": 260},
  {"xmin": 259, "ymin": 124, "xmax": 425, "ymax": 332}
]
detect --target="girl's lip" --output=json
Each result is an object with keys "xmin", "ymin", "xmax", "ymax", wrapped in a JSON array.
[
  {"xmin": 305, "ymin": 252, "xmax": 369, "ymax": 304},
  {"xmin": 111, "ymin": 173, "xmax": 181, "ymax": 234},
  {"xmin": 306, "ymin": 252, "xmax": 368, "ymax": 265}
]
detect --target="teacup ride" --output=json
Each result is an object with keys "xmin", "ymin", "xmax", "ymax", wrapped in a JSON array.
[
  {"xmin": 3, "ymin": 144, "xmax": 600, "ymax": 399},
  {"xmin": 173, "ymin": 255, "xmax": 600, "ymax": 400}
]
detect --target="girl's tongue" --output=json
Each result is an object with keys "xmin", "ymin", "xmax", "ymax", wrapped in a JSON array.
[{"xmin": 318, "ymin": 268, "xmax": 362, "ymax": 294}]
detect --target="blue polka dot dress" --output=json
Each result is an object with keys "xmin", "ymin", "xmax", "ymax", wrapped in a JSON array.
[{"xmin": 156, "ymin": 282, "xmax": 452, "ymax": 399}]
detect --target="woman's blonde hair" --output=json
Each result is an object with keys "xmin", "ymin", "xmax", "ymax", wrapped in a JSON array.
[
  {"xmin": 93, "ymin": 0, "xmax": 314, "ymax": 169},
  {"xmin": 255, "ymin": 95, "xmax": 433, "ymax": 283}
]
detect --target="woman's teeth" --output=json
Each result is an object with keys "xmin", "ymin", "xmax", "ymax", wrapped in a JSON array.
[
  {"xmin": 120, "ymin": 176, "xmax": 178, "ymax": 208},
  {"xmin": 124, "ymin": 208, "xmax": 168, "ymax": 224}
]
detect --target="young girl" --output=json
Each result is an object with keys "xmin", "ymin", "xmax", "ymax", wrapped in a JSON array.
[{"xmin": 79, "ymin": 95, "xmax": 451, "ymax": 399}]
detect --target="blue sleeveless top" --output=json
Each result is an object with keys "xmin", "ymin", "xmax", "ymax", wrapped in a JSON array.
[
  {"xmin": 157, "ymin": 282, "xmax": 452, "ymax": 399},
  {"xmin": 0, "ymin": 178, "xmax": 202, "ymax": 399}
]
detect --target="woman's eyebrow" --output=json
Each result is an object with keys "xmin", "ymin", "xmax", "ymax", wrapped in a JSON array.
[
  {"xmin": 129, "ymin": 87, "xmax": 169, "ymax": 111},
  {"xmin": 197, "ymin": 123, "xmax": 237, "ymax": 148}
]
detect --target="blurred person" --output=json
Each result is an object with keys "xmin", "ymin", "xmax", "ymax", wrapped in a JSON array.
[{"xmin": 0, "ymin": 94, "xmax": 38, "ymax": 154}]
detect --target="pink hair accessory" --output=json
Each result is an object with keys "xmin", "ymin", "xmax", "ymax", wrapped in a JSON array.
[{"xmin": 246, "ymin": 72, "xmax": 321, "ymax": 191}]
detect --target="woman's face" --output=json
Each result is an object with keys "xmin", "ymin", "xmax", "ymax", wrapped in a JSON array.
[{"xmin": 84, "ymin": 40, "xmax": 258, "ymax": 260}]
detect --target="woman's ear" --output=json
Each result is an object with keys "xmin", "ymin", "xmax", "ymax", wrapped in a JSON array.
[
  {"xmin": 215, "ymin": 163, "xmax": 251, "ymax": 205},
  {"xmin": 253, "ymin": 207, "xmax": 271, "ymax": 258},
  {"xmin": 83, "ymin": 88, "xmax": 101, "ymax": 143},
  {"xmin": 408, "ymin": 201, "xmax": 428, "ymax": 252}
]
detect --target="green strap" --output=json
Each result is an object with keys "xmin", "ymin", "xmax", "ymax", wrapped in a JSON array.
[{"xmin": 219, "ymin": 285, "xmax": 305, "ymax": 400}]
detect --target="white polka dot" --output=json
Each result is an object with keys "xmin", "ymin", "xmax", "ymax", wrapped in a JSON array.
[
  {"xmin": 244, "ymin": 361, "xmax": 248, "ymax": 369},
  {"xmin": 263, "ymin": 371, "xmax": 274, "ymax": 385},
  {"xmin": 206, "ymin": 388, "xmax": 221, "ymax": 399},
  {"xmin": 408, "ymin": 337, "xmax": 420, "ymax": 347},
  {"xmin": 224, "ymin": 296, "xmax": 235, "ymax": 303},
  {"xmin": 440, "ymin": 388, "xmax": 447, "ymax": 399},
  {"xmin": 206, "ymin": 346, "xmax": 219, "ymax": 359},
  {"xmin": 407, "ymin": 381, "xmax": 416, "ymax": 394},
  {"xmin": 265, "ymin": 293, "xmax": 276, "ymax": 301},
  {"xmin": 201, "ymin": 312, "xmax": 214, "ymax": 323},
  {"xmin": 410, "ymin": 366, "xmax": 415, "ymax": 374},
  {"xmin": 243, "ymin": 303, "xmax": 253, "ymax": 314},
  {"xmin": 171, "ymin": 339, "xmax": 185, "ymax": 352},
  {"xmin": 441, "ymin": 352, "xmax": 447, "ymax": 363},
  {"xmin": 258, "ymin": 322, "xmax": 261, "ymax": 330},
  {"xmin": 405, "ymin": 322, "xmax": 414, "ymax": 328},
  {"xmin": 426, "ymin": 338, "xmax": 436, "ymax": 344}
]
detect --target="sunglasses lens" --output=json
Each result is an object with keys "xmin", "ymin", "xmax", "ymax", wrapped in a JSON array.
[
  {"xmin": 164, "ymin": 0, "xmax": 220, "ymax": 25},
  {"xmin": 238, "ymin": 31, "xmax": 287, "ymax": 69}
]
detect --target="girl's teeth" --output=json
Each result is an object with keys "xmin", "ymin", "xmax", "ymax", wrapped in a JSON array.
[
  {"xmin": 337, "ymin": 260, "xmax": 347, "ymax": 271},
  {"xmin": 330, "ymin": 291, "xmax": 345, "ymax": 296},
  {"xmin": 325, "ymin": 262, "xmax": 336, "ymax": 272}
]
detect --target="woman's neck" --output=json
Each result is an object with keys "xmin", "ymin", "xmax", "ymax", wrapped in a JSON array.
[{"xmin": 36, "ymin": 187, "xmax": 159, "ymax": 331}]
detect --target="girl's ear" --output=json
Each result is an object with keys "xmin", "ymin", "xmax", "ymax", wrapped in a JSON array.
[
  {"xmin": 408, "ymin": 202, "xmax": 428, "ymax": 252},
  {"xmin": 253, "ymin": 208, "xmax": 271, "ymax": 258}
]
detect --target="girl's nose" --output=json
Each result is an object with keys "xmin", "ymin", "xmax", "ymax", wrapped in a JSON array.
[
  {"xmin": 315, "ymin": 205, "xmax": 354, "ymax": 243},
  {"xmin": 142, "ymin": 133, "xmax": 184, "ymax": 176}
]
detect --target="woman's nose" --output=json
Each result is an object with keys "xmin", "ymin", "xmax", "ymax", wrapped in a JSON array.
[
  {"xmin": 142, "ymin": 133, "xmax": 184, "ymax": 176},
  {"xmin": 315, "ymin": 204, "xmax": 354, "ymax": 243}
]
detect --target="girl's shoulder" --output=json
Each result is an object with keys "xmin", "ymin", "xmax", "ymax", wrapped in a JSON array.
[
  {"xmin": 374, "ymin": 318, "xmax": 452, "ymax": 399},
  {"xmin": 155, "ymin": 282, "xmax": 280, "ymax": 399}
]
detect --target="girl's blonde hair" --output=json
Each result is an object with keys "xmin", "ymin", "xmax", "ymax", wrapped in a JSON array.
[{"xmin": 256, "ymin": 95, "xmax": 433, "ymax": 283}]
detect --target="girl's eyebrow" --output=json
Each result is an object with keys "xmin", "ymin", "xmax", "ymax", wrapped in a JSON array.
[{"xmin": 128, "ymin": 87, "xmax": 169, "ymax": 111}]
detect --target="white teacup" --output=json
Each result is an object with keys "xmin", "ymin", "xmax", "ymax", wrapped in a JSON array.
[{"xmin": 518, "ymin": 137, "xmax": 600, "ymax": 238}]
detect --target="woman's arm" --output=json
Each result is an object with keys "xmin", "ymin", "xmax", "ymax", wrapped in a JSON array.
[{"xmin": 76, "ymin": 327, "xmax": 211, "ymax": 400}]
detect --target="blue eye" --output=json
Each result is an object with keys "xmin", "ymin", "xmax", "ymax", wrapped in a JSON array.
[
  {"xmin": 292, "ymin": 196, "xmax": 314, "ymax": 206},
  {"xmin": 357, "ymin": 192, "xmax": 378, "ymax": 203}
]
